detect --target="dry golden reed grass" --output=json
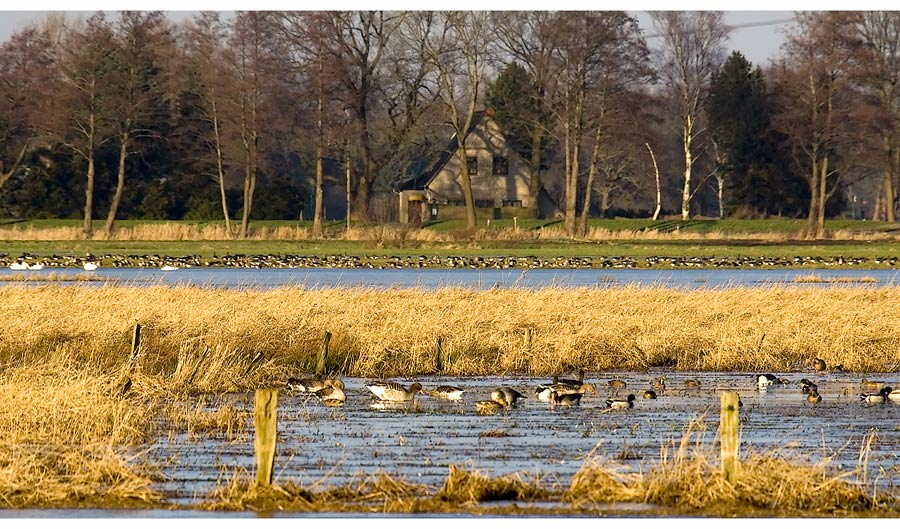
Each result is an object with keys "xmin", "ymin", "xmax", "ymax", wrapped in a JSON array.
[
  {"xmin": 0, "ymin": 222, "xmax": 897, "ymax": 242},
  {"xmin": 1, "ymin": 284, "xmax": 899, "ymax": 382},
  {"xmin": 566, "ymin": 422, "xmax": 884, "ymax": 515}
]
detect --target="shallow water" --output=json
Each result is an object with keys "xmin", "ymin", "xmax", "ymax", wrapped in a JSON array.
[
  {"xmin": 145, "ymin": 371, "xmax": 900, "ymax": 506},
  {"xmin": 5, "ymin": 267, "xmax": 900, "ymax": 289}
]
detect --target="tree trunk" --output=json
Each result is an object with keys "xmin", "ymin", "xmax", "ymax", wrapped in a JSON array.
[
  {"xmin": 816, "ymin": 156, "xmax": 828, "ymax": 239},
  {"xmin": 883, "ymin": 134, "xmax": 896, "ymax": 223},
  {"xmin": 681, "ymin": 115, "xmax": 693, "ymax": 220},
  {"xmin": 313, "ymin": 143, "xmax": 324, "ymax": 237},
  {"xmin": 806, "ymin": 158, "xmax": 818, "ymax": 238},
  {"xmin": 578, "ymin": 123, "xmax": 603, "ymax": 235},
  {"xmin": 527, "ymin": 125, "xmax": 543, "ymax": 219},
  {"xmin": 599, "ymin": 186, "xmax": 610, "ymax": 219},
  {"xmin": 354, "ymin": 115, "xmax": 372, "ymax": 222},
  {"xmin": 646, "ymin": 143, "xmax": 661, "ymax": 221},
  {"xmin": 717, "ymin": 174, "xmax": 725, "ymax": 219},
  {"xmin": 0, "ymin": 141, "xmax": 31, "ymax": 190},
  {"xmin": 210, "ymin": 88, "xmax": 232, "ymax": 236},
  {"xmin": 84, "ymin": 152, "xmax": 95, "ymax": 238},
  {"xmin": 103, "ymin": 133, "xmax": 129, "ymax": 237},
  {"xmin": 456, "ymin": 146, "xmax": 477, "ymax": 230}
]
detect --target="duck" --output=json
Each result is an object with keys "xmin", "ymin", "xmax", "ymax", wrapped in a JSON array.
[
  {"xmin": 861, "ymin": 378, "xmax": 885, "ymax": 390},
  {"xmin": 605, "ymin": 394, "xmax": 636, "ymax": 409},
  {"xmin": 427, "ymin": 385, "xmax": 465, "ymax": 400},
  {"xmin": 860, "ymin": 386, "xmax": 893, "ymax": 404},
  {"xmin": 549, "ymin": 389, "xmax": 582, "ymax": 407},
  {"xmin": 557, "ymin": 369, "xmax": 585, "ymax": 386},
  {"xmin": 365, "ymin": 381, "xmax": 423, "ymax": 402},
  {"xmin": 476, "ymin": 398, "xmax": 506, "ymax": 415},
  {"xmin": 798, "ymin": 379, "xmax": 818, "ymax": 394},
  {"xmin": 888, "ymin": 388, "xmax": 900, "ymax": 402},
  {"xmin": 643, "ymin": 389, "xmax": 657, "ymax": 399},
  {"xmin": 608, "ymin": 378, "xmax": 627, "ymax": 390},
  {"xmin": 806, "ymin": 388, "xmax": 822, "ymax": 404},
  {"xmin": 814, "ymin": 358, "xmax": 827, "ymax": 372},
  {"xmin": 491, "ymin": 387, "xmax": 526, "ymax": 406},
  {"xmin": 83, "ymin": 262, "xmax": 99, "ymax": 271},
  {"xmin": 684, "ymin": 379, "xmax": 701, "ymax": 388},
  {"xmin": 831, "ymin": 364, "xmax": 844, "ymax": 373},
  {"xmin": 652, "ymin": 376, "xmax": 667, "ymax": 392},
  {"xmin": 534, "ymin": 382, "xmax": 596, "ymax": 401},
  {"xmin": 757, "ymin": 374, "xmax": 788, "ymax": 388}
]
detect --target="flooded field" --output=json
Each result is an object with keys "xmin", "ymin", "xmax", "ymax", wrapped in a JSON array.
[{"xmin": 146, "ymin": 371, "xmax": 900, "ymax": 507}]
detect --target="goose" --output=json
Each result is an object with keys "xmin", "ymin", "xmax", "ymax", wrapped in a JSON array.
[
  {"xmin": 8, "ymin": 262, "xmax": 28, "ymax": 270},
  {"xmin": 365, "ymin": 381, "xmax": 423, "ymax": 402},
  {"xmin": 860, "ymin": 386, "xmax": 893, "ymax": 404},
  {"xmin": 557, "ymin": 369, "xmax": 585, "ymax": 386},
  {"xmin": 314, "ymin": 385, "xmax": 346, "ymax": 406},
  {"xmin": 606, "ymin": 394, "xmax": 636, "ymax": 409},
  {"xmin": 83, "ymin": 262, "xmax": 99, "ymax": 271},
  {"xmin": 549, "ymin": 389, "xmax": 582, "ymax": 407},
  {"xmin": 643, "ymin": 389, "xmax": 657, "ymax": 400},
  {"xmin": 491, "ymin": 387, "xmax": 526, "ymax": 406},
  {"xmin": 861, "ymin": 378, "xmax": 885, "ymax": 390},
  {"xmin": 427, "ymin": 385, "xmax": 465, "ymax": 400},
  {"xmin": 684, "ymin": 379, "xmax": 701, "ymax": 389},
  {"xmin": 608, "ymin": 378, "xmax": 627, "ymax": 390},
  {"xmin": 286, "ymin": 377, "xmax": 342, "ymax": 393},
  {"xmin": 814, "ymin": 358, "xmax": 827, "ymax": 372},
  {"xmin": 806, "ymin": 389, "xmax": 822, "ymax": 404},
  {"xmin": 27, "ymin": 263, "xmax": 43, "ymax": 270},
  {"xmin": 476, "ymin": 399, "xmax": 506, "ymax": 415}
]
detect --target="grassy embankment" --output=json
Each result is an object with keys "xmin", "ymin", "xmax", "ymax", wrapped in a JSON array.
[
  {"xmin": 2, "ymin": 284, "xmax": 900, "ymax": 513},
  {"xmin": 0, "ymin": 219, "xmax": 898, "ymax": 265}
]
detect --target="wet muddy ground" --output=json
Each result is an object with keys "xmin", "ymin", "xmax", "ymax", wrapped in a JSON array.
[{"xmin": 147, "ymin": 371, "xmax": 900, "ymax": 506}]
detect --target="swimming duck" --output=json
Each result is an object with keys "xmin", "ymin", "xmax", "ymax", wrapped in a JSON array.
[
  {"xmin": 798, "ymin": 379, "xmax": 818, "ymax": 394},
  {"xmin": 535, "ymin": 382, "xmax": 596, "ymax": 401},
  {"xmin": 557, "ymin": 369, "xmax": 585, "ymax": 386},
  {"xmin": 643, "ymin": 390, "xmax": 657, "ymax": 400},
  {"xmin": 365, "ymin": 381, "xmax": 424, "ymax": 402},
  {"xmin": 861, "ymin": 378, "xmax": 885, "ymax": 390},
  {"xmin": 756, "ymin": 374, "xmax": 788, "ymax": 388},
  {"xmin": 606, "ymin": 394, "xmax": 636, "ymax": 409},
  {"xmin": 814, "ymin": 358, "xmax": 827, "ymax": 372},
  {"xmin": 860, "ymin": 386, "xmax": 893, "ymax": 404},
  {"xmin": 684, "ymin": 379, "xmax": 701, "ymax": 388},
  {"xmin": 831, "ymin": 364, "xmax": 844, "ymax": 373},
  {"xmin": 549, "ymin": 389, "xmax": 582, "ymax": 407},
  {"xmin": 491, "ymin": 387, "xmax": 526, "ymax": 406},
  {"xmin": 427, "ymin": 385, "xmax": 465, "ymax": 400},
  {"xmin": 888, "ymin": 388, "xmax": 900, "ymax": 402},
  {"xmin": 806, "ymin": 388, "xmax": 822, "ymax": 404}
]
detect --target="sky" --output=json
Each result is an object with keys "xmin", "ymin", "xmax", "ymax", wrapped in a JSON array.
[{"xmin": 0, "ymin": 8, "xmax": 798, "ymax": 67}]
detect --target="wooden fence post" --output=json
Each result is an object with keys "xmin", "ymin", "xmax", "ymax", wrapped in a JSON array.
[
  {"xmin": 254, "ymin": 388, "xmax": 278, "ymax": 487},
  {"xmin": 435, "ymin": 337, "xmax": 444, "ymax": 373},
  {"xmin": 120, "ymin": 324, "xmax": 142, "ymax": 395},
  {"xmin": 315, "ymin": 331, "xmax": 332, "ymax": 376},
  {"xmin": 720, "ymin": 391, "xmax": 741, "ymax": 484}
]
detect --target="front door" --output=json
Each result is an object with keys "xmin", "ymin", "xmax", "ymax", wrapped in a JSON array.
[{"xmin": 408, "ymin": 199, "xmax": 422, "ymax": 224}]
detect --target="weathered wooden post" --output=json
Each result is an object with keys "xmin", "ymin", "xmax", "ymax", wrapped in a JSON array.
[
  {"xmin": 254, "ymin": 388, "xmax": 278, "ymax": 486},
  {"xmin": 120, "ymin": 323, "xmax": 142, "ymax": 395},
  {"xmin": 720, "ymin": 391, "xmax": 741, "ymax": 484},
  {"xmin": 315, "ymin": 331, "xmax": 332, "ymax": 376},
  {"xmin": 435, "ymin": 337, "xmax": 444, "ymax": 373}
]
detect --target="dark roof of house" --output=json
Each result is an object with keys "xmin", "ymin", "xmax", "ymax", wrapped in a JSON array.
[{"xmin": 398, "ymin": 111, "xmax": 487, "ymax": 192}]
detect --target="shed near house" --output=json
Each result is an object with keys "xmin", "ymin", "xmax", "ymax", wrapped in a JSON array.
[{"xmin": 397, "ymin": 110, "xmax": 560, "ymax": 223}]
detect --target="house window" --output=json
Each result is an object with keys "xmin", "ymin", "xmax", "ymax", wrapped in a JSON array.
[
  {"xmin": 467, "ymin": 156, "xmax": 478, "ymax": 175},
  {"xmin": 492, "ymin": 157, "xmax": 508, "ymax": 176},
  {"xmin": 503, "ymin": 200, "xmax": 523, "ymax": 207}
]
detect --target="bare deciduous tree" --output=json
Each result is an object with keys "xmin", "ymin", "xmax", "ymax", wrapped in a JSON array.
[{"xmin": 651, "ymin": 11, "xmax": 729, "ymax": 220}]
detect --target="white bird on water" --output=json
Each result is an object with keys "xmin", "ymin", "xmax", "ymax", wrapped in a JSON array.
[
  {"xmin": 83, "ymin": 262, "xmax": 99, "ymax": 271},
  {"xmin": 9, "ymin": 262, "xmax": 28, "ymax": 270},
  {"xmin": 160, "ymin": 265, "xmax": 178, "ymax": 271}
]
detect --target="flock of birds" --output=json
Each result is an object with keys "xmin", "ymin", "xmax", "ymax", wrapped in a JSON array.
[
  {"xmin": 1, "ymin": 253, "xmax": 898, "ymax": 271},
  {"xmin": 8, "ymin": 259, "xmax": 178, "ymax": 272},
  {"xmin": 284, "ymin": 358, "xmax": 900, "ymax": 414}
]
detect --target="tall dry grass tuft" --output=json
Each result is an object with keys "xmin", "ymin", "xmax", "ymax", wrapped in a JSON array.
[
  {"xmin": 567, "ymin": 423, "xmax": 882, "ymax": 515},
  {"xmin": 436, "ymin": 465, "xmax": 550, "ymax": 504},
  {"xmin": 1, "ymin": 284, "xmax": 899, "ymax": 379}
]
